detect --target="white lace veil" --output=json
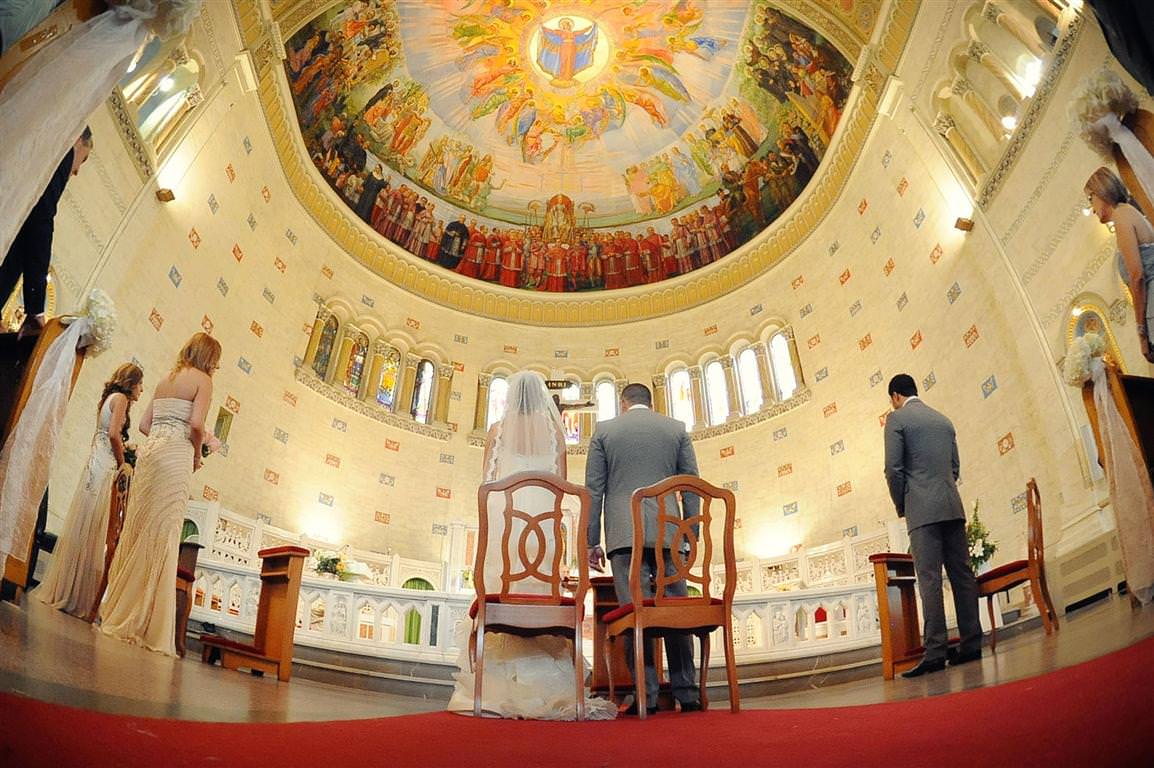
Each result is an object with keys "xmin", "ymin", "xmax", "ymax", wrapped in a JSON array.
[
  {"xmin": 485, "ymin": 371, "xmax": 563, "ymax": 480},
  {"xmin": 0, "ymin": 1, "xmax": 202, "ymax": 259}
]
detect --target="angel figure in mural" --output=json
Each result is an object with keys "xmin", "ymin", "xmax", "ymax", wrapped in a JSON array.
[
  {"xmin": 448, "ymin": 372, "xmax": 617, "ymax": 720},
  {"xmin": 537, "ymin": 17, "xmax": 598, "ymax": 87}
]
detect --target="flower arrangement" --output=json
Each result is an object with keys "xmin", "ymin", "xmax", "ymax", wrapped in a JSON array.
[
  {"xmin": 1062, "ymin": 331, "xmax": 1106, "ymax": 386},
  {"xmin": 79, "ymin": 288, "xmax": 116, "ymax": 358},
  {"xmin": 314, "ymin": 551, "xmax": 346, "ymax": 578},
  {"xmin": 966, "ymin": 500, "xmax": 997, "ymax": 573}
]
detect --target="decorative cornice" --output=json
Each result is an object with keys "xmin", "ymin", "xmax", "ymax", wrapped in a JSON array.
[
  {"xmin": 242, "ymin": 0, "xmax": 919, "ymax": 327},
  {"xmin": 106, "ymin": 89, "xmax": 154, "ymax": 182},
  {"xmin": 294, "ymin": 365, "xmax": 452, "ymax": 440},
  {"xmin": 975, "ymin": 12, "xmax": 1084, "ymax": 210}
]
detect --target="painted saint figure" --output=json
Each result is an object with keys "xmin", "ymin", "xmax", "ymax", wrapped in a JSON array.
[{"xmin": 537, "ymin": 18, "xmax": 597, "ymax": 87}]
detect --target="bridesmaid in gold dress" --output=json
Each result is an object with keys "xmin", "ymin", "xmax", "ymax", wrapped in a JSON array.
[{"xmin": 99, "ymin": 333, "xmax": 220, "ymax": 655}]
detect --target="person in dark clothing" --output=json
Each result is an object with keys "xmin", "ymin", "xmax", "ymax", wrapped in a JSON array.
[
  {"xmin": 0, "ymin": 126, "xmax": 93, "ymax": 333},
  {"xmin": 354, "ymin": 164, "xmax": 388, "ymax": 223},
  {"xmin": 438, "ymin": 215, "xmax": 470, "ymax": 269}
]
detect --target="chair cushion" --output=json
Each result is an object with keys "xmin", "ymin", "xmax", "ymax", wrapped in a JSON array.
[
  {"xmin": 469, "ymin": 593, "xmax": 577, "ymax": 619},
  {"xmin": 176, "ymin": 567, "xmax": 196, "ymax": 583},
  {"xmin": 977, "ymin": 560, "xmax": 1029, "ymax": 584},
  {"xmin": 603, "ymin": 597, "xmax": 724, "ymax": 624}
]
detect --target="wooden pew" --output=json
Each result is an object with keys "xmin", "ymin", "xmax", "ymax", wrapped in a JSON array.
[
  {"xmin": 200, "ymin": 546, "xmax": 309, "ymax": 682},
  {"xmin": 0, "ymin": 319, "xmax": 85, "ymax": 602}
]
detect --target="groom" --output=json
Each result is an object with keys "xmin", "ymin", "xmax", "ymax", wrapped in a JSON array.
[{"xmin": 585, "ymin": 383, "xmax": 701, "ymax": 714}]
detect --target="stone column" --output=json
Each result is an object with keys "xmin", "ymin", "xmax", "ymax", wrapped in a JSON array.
[
  {"xmin": 303, "ymin": 306, "xmax": 332, "ymax": 370},
  {"xmin": 951, "ymin": 76, "xmax": 1005, "ymax": 142},
  {"xmin": 579, "ymin": 382, "xmax": 595, "ymax": 441},
  {"xmin": 332, "ymin": 324, "xmax": 360, "ymax": 388},
  {"xmin": 473, "ymin": 373, "xmax": 492, "ymax": 431},
  {"xmin": 983, "ymin": 1, "xmax": 1046, "ymax": 58},
  {"xmin": 364, "ymin": 340, "xmax": 388, "ymax": 403},
  {"xmin": 397, "ymin": 353, "xmax": 420, "ymax": 417},
  {"xmin": 720, "ymin": 356, "xmax": 742, "ymax": 419},
  {"xmin": 783, "ymin": 327, "xmax": 805, "ymax": 390},
  {"xmin": 433, "ymin": 364, "xmax": 454, "ymax": 424},
  {"xmin": 754, "ymin": 344, "xmax": 774, "ymax": 405},
  {"xmin": 933, "ymin": 112, "xmax": 985, "ymax": 185},
  {"xmin": 967, "ymin": 40, "xmax": 1027, "ymax": 101},
  {"xmin": 688, "ymin": 366, "xmax": 705, "ymax": 430},
  {"xmin": 651, "ymin": 375, "xmax": 668, "ymax": 416}
]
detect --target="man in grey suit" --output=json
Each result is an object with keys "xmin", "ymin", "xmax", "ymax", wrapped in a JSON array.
[
  {"xmin": 884, "ymin": 374, "xmax": 982, "ymax": 678},
  {"xmin": 586, "ymin": 383, "xmax": 702, "ymax": 714}
]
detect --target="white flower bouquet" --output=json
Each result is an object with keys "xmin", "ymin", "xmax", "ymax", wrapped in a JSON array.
[
  {"xmin": 79, "ymin": 288, "xmax": 116, "ymax": 358},
  {"xmin": 1062, "ymin": 331, "xmax": 1105, "ymax": 386}
]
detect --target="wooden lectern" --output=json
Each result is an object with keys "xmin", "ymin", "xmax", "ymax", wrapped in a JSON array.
[
  {"xmin": 200, "ymin": 546, "xmax": 309, "ymax": 682},
  {"xmin": 869, "ymin": 552, "xmax": 922, "ymax": 680},
  {"xmin": 0, "ymin": 319, "xmax": 85, "ymax": 602}
]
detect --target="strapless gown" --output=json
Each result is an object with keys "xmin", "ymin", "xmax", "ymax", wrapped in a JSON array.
[{"xmin": 99, "ymin": 398, "xmax": 194, "ymax": 656}]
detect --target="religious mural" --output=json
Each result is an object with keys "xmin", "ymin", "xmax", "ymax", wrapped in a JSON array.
[{"xmin": 286, "ymin": 1, "xmax": 853, "ymax": 292}]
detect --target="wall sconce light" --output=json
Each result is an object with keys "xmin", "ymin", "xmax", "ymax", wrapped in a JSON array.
[
  {"xmin": 954, "ymin": 216, "xmax": 974, "ymax": 232},
  {"xmin": 155, "ymin": 188, "xmax": 176, "ymax": 203}
]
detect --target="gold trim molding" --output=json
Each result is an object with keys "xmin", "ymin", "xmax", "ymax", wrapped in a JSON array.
[{"xmin": 235, "ymin": 0, "xmax": 918, "ymax": 327}]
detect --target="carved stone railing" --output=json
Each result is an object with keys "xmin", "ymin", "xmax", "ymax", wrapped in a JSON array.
[{"xmin": 187, "ymin": 502, "xmax": 889, "ymax": 668}]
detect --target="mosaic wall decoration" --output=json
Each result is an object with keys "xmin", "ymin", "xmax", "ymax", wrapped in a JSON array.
[{"xmin": 284, "ymin": 0, "xmax": 852, "ymax": 292}]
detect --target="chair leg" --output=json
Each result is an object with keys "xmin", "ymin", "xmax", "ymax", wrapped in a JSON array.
[
  {"xmin": 573, "ymin": 617, "xmax": 585, "ymax": 722},
  {"xmin": 634, "ymin": 624, "xmax": 647, "ymax": 721},
  {"xmin": 606, "ymin": 633, "xmax": 616, "ymax": 705},
  {"xmin": 698, "ymin": 631, "xmax": 711, "ymax": 712},
  {"xmin": 1038, "ymin": 573, "xmax": 1060, "ymax": 631},
  {"xmin": 722, "ymin": 620, "xmax": 740, "ymax": 713},
  {"xmin": 473, "ymin": 623, "xmax": 485, "ymax": 718},
  {"xmin": 986, "ymin": 595, "xmax": 998, "ymax": 652},
  {"xmin": 1030, "ymin": 579, "xmax": 1054, "ymax": 635}
]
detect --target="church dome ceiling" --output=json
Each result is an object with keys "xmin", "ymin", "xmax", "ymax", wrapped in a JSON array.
[{"xmin": 284, "ymin": 0, "xmax": 855, "ymax": 293}]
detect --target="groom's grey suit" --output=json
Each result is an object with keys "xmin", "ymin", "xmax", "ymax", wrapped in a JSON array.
[
  {"xmin": 585, "ymin": 405, "xmax": 700, "ymax": 706},
  {"xmin": 883, "ymin": 397, "xmax": 982, "ymax": 662}
]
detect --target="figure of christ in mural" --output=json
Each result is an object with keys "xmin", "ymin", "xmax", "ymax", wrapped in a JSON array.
[{"xmin": 537, "ymin": 18, "xmax": 598, "ymax": 87}]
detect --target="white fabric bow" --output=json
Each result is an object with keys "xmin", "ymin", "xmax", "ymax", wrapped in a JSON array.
[{"xmin": 1093, "ymin": 112, "xmax": 1154, "ymax": 214}]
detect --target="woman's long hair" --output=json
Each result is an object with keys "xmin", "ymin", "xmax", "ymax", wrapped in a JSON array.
[
  {"xmin": 171, "ymin": 332, "xmax": 222, "ymax": 377},
  {"xmin": 100, "ymin": 363, "xmax": 143, "ymax": 441},
  {"xmin": 1085, "ymin": 166, "xmax": 1134, "ymax": 207}
]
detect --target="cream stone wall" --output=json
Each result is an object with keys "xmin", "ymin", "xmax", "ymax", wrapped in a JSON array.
[{"xmin": 45, "ymin": 1, "xmax": 1133, "ymax": 572}]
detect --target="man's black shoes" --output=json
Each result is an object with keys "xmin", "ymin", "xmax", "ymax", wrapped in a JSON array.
[
  {"xmin": 901, "ymin": 657, "xmax": 947, "ymax": 678},
  {"xmin": 623, "ymin": 701, "xmax": 659, "ymax": 716},
  {"xmin": 948, "ymin": 648, "xmax": 982, "ymax": 666}
]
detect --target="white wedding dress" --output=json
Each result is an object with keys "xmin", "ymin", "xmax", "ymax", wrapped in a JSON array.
[
  {"xmin": 448, "ymin": 386, "xmax": 616, "ymax": 720},
  {"xmin": 33, "ymin": 396, "xmax": 119, "ymax": 618}
]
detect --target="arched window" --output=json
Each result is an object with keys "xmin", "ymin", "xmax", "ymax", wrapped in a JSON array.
[
  {"xmin": 312, "ymin": 315, "xmax": 339, "ymax": 378},
  {"xmin": 120, "ymin": 42, "xmax": 203, "ymax": 155},
  {"xmin": 376, "ymin": 347, "xmax": 400, "ymax": 407},
  {"xmin": 411, "ymin": 360, "xmax": 435, "ymax": 423},
  {"xmin": 703, "ymin": 360, "xmax": 728, "ymax": 426},
  {"xmin": 343, "ymin": 333, "xmax": 368, "ymax": 395},
  {"xmin": 769, "ymin": 333, "xmax": 798, "ymax": 400},
  {"xmin": 667, "ymin": 368, "xmax": 694, "ymax": 431},
  {"xmin": 486, "ymin": 376, "xmax": 508, "ymax": 430},
  {"xmin": 594, "ymin": 379, "xmax": 618, "ymax": 422},
  {"xmin": 736, "ymin": 347, "xmax": 763, "ymax": 414}
]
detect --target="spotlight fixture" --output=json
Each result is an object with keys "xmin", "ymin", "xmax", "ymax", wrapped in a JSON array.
[
  {"xmin": 954, "ymin": 217, "xmax": 974, "ymax": 232},
  {"xmin": 155, "ymin": 187, "xmax": 176, "ymax": 202}
]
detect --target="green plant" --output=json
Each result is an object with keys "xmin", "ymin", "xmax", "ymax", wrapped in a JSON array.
[
  {"xmin": 966, "ymin": 500, "xmax": 997, "ymax": 572},
  {"xmin": 315, "ymin": 553, "xmax": 342, "ymax": 576}
]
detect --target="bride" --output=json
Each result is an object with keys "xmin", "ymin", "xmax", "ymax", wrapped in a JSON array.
[{"xmin": 447, "ymin": 371, "xmax": 616, "ymax": 719}]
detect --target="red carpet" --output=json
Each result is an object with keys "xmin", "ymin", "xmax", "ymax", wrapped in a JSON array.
[{"xmin": 2, "ymin": 636, "xmax": 1153, "ymax": 767}]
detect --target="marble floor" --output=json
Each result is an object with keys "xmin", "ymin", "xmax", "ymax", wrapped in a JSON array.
[{"xmin": 1, "ymin": 593, "xmax": 1151, "ymax": 722}]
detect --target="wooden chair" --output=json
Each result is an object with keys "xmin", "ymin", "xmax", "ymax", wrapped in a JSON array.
[
  {"xmin": 470, "ymin": 471, "xmax": 590, "ymax": 720},
  {"xmin": 976, "ymin": 478, "xmax": 1058, "ymax": 651},
  {"xmin": 1, "ymin": 318, "xmax": 85, "ymax": 601},
  {"xmin": 201, "ymin": 546, "xmax": 309, "ymax": 682},
  {"xmin": 602, "ymin": 475, "xmax": 739, "ymax": 720},
  {"xmin": 174, "ymin": 541, "xmax": 203, "ymax": 657},
  {"xmin": 85, "ymin": 463, "xmax": 132, "ymax": 621},
  {"xmin": 869, "ymin": 552, "xmax": 922, "ymax": 679}
]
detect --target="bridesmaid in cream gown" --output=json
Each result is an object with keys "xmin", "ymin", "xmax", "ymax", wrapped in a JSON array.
[
  {"xmin": 34, "ymin": 363, "xmax": 143, "ymax": 618},
  {"xmin": 99, "ymin": 333, "xmax": 221, "ymax": 656}
]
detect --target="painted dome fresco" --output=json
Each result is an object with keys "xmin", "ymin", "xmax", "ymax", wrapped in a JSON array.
[{"xmin": 285, "ymin": 1, "xmax": 853, "ymax": 292}]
